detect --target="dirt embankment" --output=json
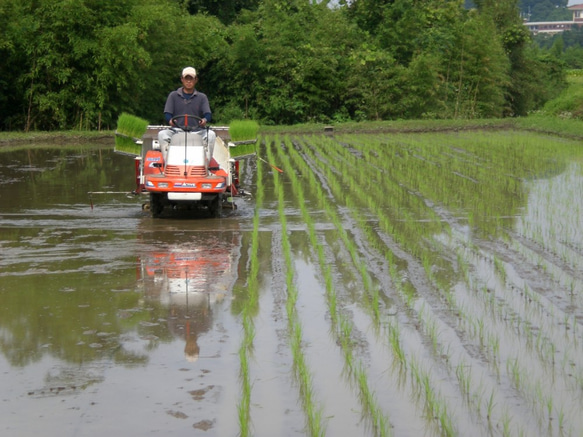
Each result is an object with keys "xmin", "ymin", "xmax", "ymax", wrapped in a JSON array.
[
  {"xmin": 0, "ymin": 132, "xmax": 115, "ymax": 147},
  {"xmin": 2, "ymin": 116, "xmax": 582, "ymax": 148}
]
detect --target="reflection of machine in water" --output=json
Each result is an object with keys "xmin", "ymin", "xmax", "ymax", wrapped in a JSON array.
[{"xmin": 138, "ymin": 230, "xmax": 241, "ymax": 361}]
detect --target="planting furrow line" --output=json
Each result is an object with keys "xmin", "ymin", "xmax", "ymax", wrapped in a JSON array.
[
  {"xmin": 265, "ymin": 137, "xmax": 327, "ymax": 437},
  {"xmin": 300, "ymin": 135, "xmax": 540, "ymax": 434},
  {"xmin": 237, "ymin": 138, "xmax": 265, "ymax": 437},
  {"xmin": 289, "ymin": 136, "xmax": 482, "ymax": 435},
  {"xmin": 508, "ymin": 231, "xmax": 583, "ymax": 309},
  {"xmin": 458, "ymin": 236, "xmax": 583, "ymax": 386},
  {"xmin": 313, "ymin": 139, "xmax": 531, "ymax": 435},
  {"xmin": 438, "ymin": 234, "xmax": 583, "ymax": 434},
  {"xmin": 267, "ymin": 135, "xmax": 395, "ymax": 436}
]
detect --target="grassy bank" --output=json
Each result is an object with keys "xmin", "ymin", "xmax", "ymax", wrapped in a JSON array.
[
  {"xmin": 2, "ymin": 116, "xmax": 583, "ymax": 148},
  {"xmin": 0, "ymin": 130, "xmax": 115, "ymax": 147},
  {"xmin": 262, "ymin": 116, "xmax": 583, "ymax": 139}
]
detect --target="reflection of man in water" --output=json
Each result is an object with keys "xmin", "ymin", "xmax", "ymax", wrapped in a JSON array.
[
  {"xmin": 184, "ymin": 321, "xmax": 200, "ymax": 362},
  {"xmin": 166, "ymin": 292, "xmax": 218, "ymax": 362},
  {"xmin": 140, "ymin": 230, "xmax": 240, "ymax": 362}
]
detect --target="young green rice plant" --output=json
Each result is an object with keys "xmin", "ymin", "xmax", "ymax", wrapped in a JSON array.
[
  {"xmin": 408, "ymin": 355, "xmax": 455, "ymax": 436},
  {"xmin": 387, "ymin": 319, "xmax": 406, "ymax": 369},
  {"xmin": 486, "ymin": 389, "xmax": 496, "ymax": 421},
  {"xmin": 455, "ymin": 361, "xmax": 473, "ymax": 403},
  {"xmin": 354, "ymin": 362, "xmax": 390, "ymax": 437},
  {"xmin": 237, "ymin": 345, "xmax": 251, "ymax": 436}
]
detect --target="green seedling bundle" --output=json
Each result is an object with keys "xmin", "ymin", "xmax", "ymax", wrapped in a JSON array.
[
  {"xmin": 114, "ymin": 112, "xmax": 148, "ymax": 156},
  {"xmin": 229, "ymin": 120, "xmax": 259, "ymax": 158}
]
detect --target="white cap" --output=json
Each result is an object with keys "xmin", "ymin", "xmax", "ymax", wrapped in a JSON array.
[{"xmin": 182, "ymin": 67, "xmax": 196, "ymax": 77}]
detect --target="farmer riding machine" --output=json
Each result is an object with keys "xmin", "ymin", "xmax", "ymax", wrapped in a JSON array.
[{"xmin": 115, "ymin": 113, "xmax": 257, "ymax": 218}]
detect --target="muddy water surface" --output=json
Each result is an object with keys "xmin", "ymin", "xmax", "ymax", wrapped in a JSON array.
[
  {"xmin": 0, "ymin": 146, "xmax": 252, "ymax": 436},
  {"xmin": 3, "ymin": 132, "xmax": 583, "ymax": 437}
]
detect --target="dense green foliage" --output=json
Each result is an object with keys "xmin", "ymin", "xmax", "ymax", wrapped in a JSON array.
[
  {"xmin": 533, "ymin": 24, "xmax": 583, "ymax": 70},
  {"xmin": 523, "ymin": 0, "xmax": 571, "ymax": 22},
  {"xmin": 0, "ymin": 0, "xmax": 568, "ymax": 131}
]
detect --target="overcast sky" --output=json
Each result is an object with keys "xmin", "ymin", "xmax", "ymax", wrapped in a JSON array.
[{"xmin": 568, "ymin": 0, "xmax": 583, "ymax": 6}]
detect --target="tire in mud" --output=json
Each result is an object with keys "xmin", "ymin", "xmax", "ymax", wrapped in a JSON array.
[
  {"xmin": 208, "ymin": 194, "xmax": 223, "ymax": 218},
  {"xmin": 150, "ymin": 193, "xmax": 164, "ymax": 218}
]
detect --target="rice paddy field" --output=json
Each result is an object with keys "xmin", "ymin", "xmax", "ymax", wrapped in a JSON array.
[
  {"xmin": 238, "ymin": 128, "xmax": 583, "ymax": 437},
  {"xmin": 2, "ymin": 124, "xmax": 583, "ymax": 437}
]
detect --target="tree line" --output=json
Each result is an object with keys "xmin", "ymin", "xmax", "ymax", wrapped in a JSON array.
[{"xmin": 0, "ymin": 0, "xmax": 567, "ymax": 131}]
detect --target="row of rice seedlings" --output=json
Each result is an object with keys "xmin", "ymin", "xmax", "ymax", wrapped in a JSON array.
[
  {"xmin": 338, "ymin": 130, "xmax": 583, "ymax": 432},
  {"xmin": 236, "ymin": 139, "xmax": 265, "ymax": 437},
  {"xmin": 341, "ymin": 131, "xmax": 567, "ymax": 243},
  {"xmin": 292, "ymin": 129, "xmax": 583, "ymax": 432},
  {"xmin": 361, "ymin": 135, "xmax": 507, "ymax": 237},
  {"xmin": 331, "ymin": 131, "xmax": 574, "ymax": 338},
  {"xmin": 459, "ymin": 238, "xmax": 583, "ymax": 383},
  {"xmin": 399, "ymin": 236, "xmax": 528, "ymax": 430},
  {"xmin": 509, "ymin": 234, "xmax": 583, "ymax": 321},
  {"xmin": 265, "ymin": 137, "xmax": 326, "ymax": 437},
  {"xmin": 400, "ymin": 215, "xmax": 561, "ymax": 431},
  {"xmin": 295, "ymin": 135, "xmax": 475, "ymax": 435},
  {"xmin": 417, "ymin": 206, "xmax": 577, "ymax": 434},
  {"xmin": 319, "ymin": 134, "xmax": 448, "ymax": 267},
  {"xmin": 374, "ymin": 130, "xmax": 572, "ymax": 432},
  {"xmin": 369, "ymin": 214, "xmax": 508, "ymax": 428},
  {"xmin": 447, "ymin": 238, "xmax": 583, "ymax": 434},
  {"xmin": 282, "ymin": 134, "xmax": 416, "ymax": 429},
  {"xmin": 515, "ymin": 163, "xmax": 583, "ymax": 301},
  {"xmin": 304, "ymin": 134, "xmax": 547, "ymax": 434},
  {"xmin": 284, "ymin": 137, "xmax": 385, "ymax": 327},
  {"xmin": 267, "ymin": 135, "xmax": 393, "ymax": 435}
]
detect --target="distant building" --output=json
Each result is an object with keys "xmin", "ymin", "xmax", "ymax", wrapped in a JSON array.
[
  {"xmin": 524, "ymin": 3, "xmax": 583, "ymax": 35},
  {"xmin": 525, "ymin": 21, "xmax": 575, "ymax": 34},
  {"xmin": 571, "ymin": 3, "xmax": 583, "ymax": 22}
]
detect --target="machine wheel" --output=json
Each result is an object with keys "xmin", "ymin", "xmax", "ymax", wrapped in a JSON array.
[
  {"xmin": 208, "ymin": 194, "xmax": 223, "ymax": 218},
  {"xmin": 150, "ymin": 193, "xmax": 164, "ymax": 218}
]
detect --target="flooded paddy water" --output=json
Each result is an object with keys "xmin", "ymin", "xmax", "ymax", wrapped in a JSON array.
[{"xmin": 1, "ymin": 129, "xmax": 583, "ymax": 436}]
